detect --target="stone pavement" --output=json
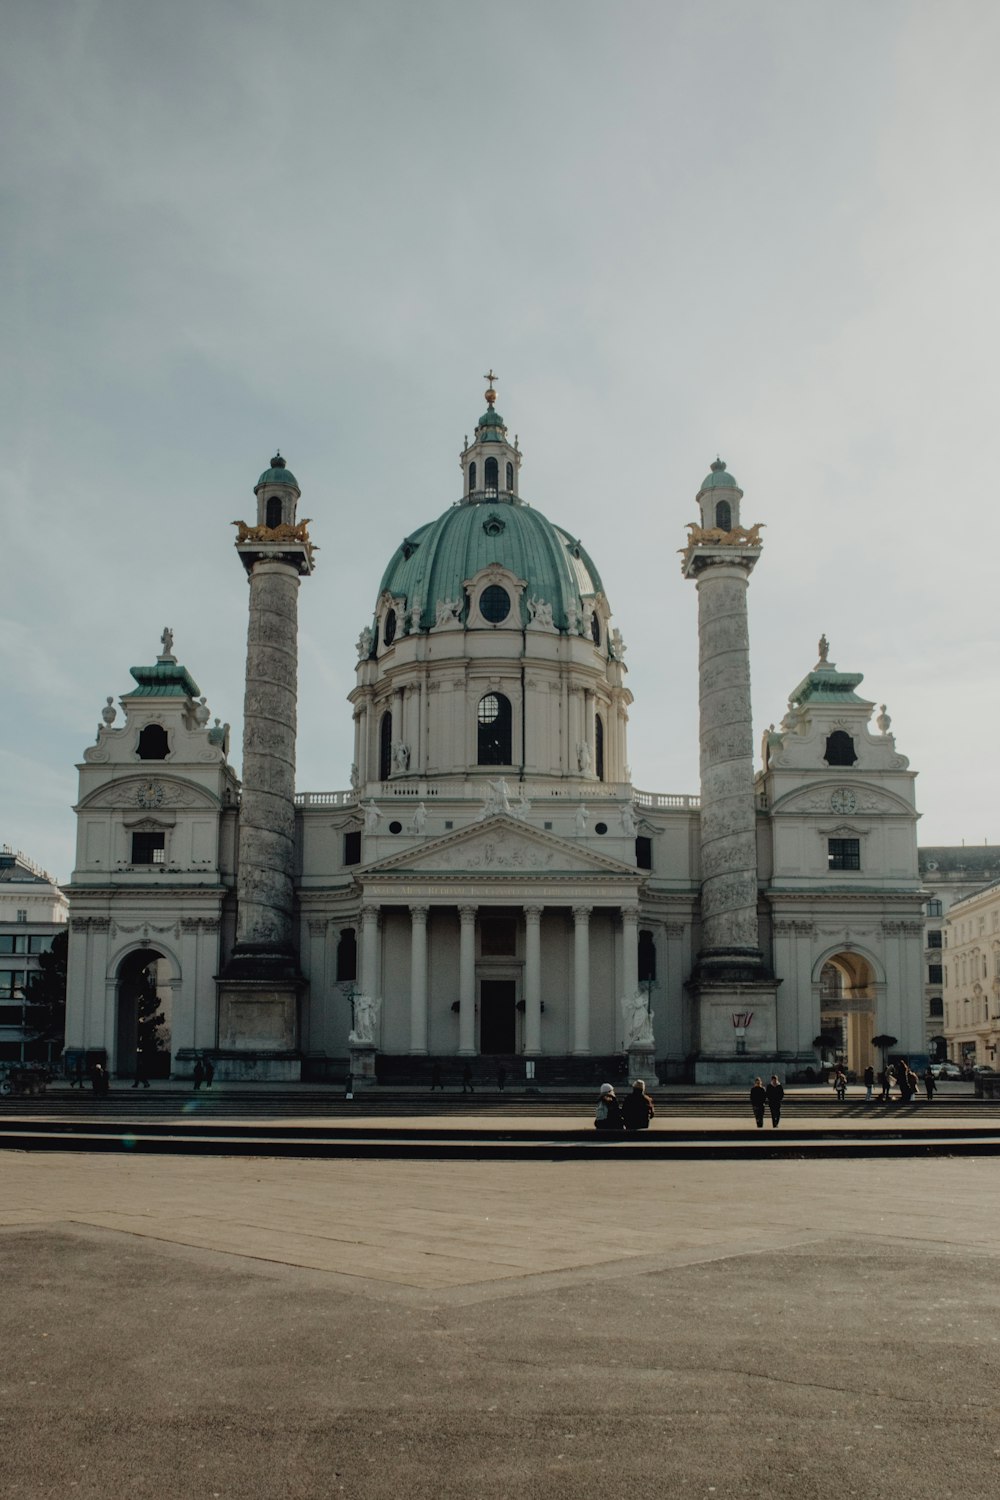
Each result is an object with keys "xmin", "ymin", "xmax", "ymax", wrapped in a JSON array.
[{"xmin": 4, "ymin": 1150, "xmax": 1000, "ymax": 1498}]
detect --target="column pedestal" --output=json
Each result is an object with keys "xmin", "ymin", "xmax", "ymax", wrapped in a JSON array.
[{"xmin": 348, "ymin": 1043, "xmax": 377, "ymax": 1089}]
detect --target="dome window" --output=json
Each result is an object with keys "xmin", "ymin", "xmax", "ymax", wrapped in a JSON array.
[
  {"xmin": 482, "ymin": 514, "xmax": 505, "ymax": 538},
  {"xmin": 389, "ymin": 820, "xmax": 402, "ymax": 835},
  {"xmin": 266, "ymin": 495, "xmax": 283, "ymax": 529},
  {"xmin": 595, "ymin": 716, "xmax": 605, "ymax": 781},
  {"xmin": 383, "ymin": 609, "xmax": 397, "ymax": 647},
  {"xmin": 478, "ymin": 692, "xmax": 512, "ymax": 765},
  {"xmin": 595, "ymin": 822, "xmax": 608, "ymax": 835},
  {"xmin": 590, "ymin": 611, "xmax": 601, "ymax": 646},
  {"xmin": 379, "ymin": 711, "xmax": 393, "ymax": 780},
  {"xmin": 715, "ymin": 499, "xmax": 732, "ymax": 531},
  {"xmin": 468, "ymin": 461, "xmax": 477, "ymax": 494},
  {"xmin": 480, "ymin": 585, "xmax": 510, "ymax": 624},
  {"xmin": 505, "ymin": 461, "xmax": 514, "ymax": 491},
  {"xmin": 484, "ymin": 457, "xmax": 499, "ymax": 497}
]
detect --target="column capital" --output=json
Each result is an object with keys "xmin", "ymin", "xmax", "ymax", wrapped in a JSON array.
[
  {"xmin": 410, "ymin": 905, "xmax": 430, "ymax": 923},
  {"xmin": 572, "ymin": 904, "xmax": 592, "ymax": 923},
  {"xmin": 307, "ymin": 918, "xmax": 328, "ymax": 936},
  {"xmin": 360, "ymin": 903, "xmax": 381, "ymax": 923},
  {"xmin": 524, "ymin": 905, "xmax": 544, "ymax": 923},
  {"xmin": 620, "ymin": 905, "xmax": 639, "ymax": 927},
  {"xmin": 458, "ymin": 905, "xmax": 478, "ymax": 923}
]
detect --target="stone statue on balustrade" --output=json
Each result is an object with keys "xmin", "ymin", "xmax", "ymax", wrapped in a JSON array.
[
  {"xmin": 621, "ymin": 991, "xmax": 654, "ymax": 1050},
  {"xmin": 349, "ymin": 993, "xmax": 381, "ymax": 1046},
  {"xmin": 363, "ymin": 800, "xmax": 381, "ymax": 834}
]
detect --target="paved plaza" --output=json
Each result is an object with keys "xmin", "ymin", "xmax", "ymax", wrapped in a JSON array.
[{"xmin": 4, "ymin": 1145, "xmax": 1000, "ymax": 1498}]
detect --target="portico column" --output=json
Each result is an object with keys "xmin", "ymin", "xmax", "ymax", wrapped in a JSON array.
[
  {"xmin": 572, "ymin": 905, "xmax": 592, "ymax": 1055},
  {"xmin": 409, "ymin": 905, "xmax": 429, "ymax": 1054},
  {"xmin": 458, "ymin": 905, "xmax": 477, "ymax": 1055},
  {"xmin": 620, "ymin": 906, "xmax": 640, "ymax": 1000},
  {"xmin": 524, "ymin": 905, "xmax": 543, "ymax": 1055},
  {"xmin": 359, "ymin": 904, "xmax": 380, "ymax": 996}
]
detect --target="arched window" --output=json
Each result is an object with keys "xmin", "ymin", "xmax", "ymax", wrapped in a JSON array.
[
  {"xmin": 590, "ymin": 609, "xmax": 601, "ymax": 645},
  {"xmin": 137, "ymin": 724, "xmax": 169, "ymax": 760},
  {"xmin": 506, "ymin": 461, "xmax": 514, "ymax": 491},
  {"xmin": 382, "ymin": 609, "xmax": 397, "ymax": 647},
  {"xmin": 266, "ymin": 495, "xmax": 282, "ymax": 528},
  {"xmin": 379, "ymin": 711, "xmax": 393, "ymax": 780},
  {"xmin": 335, "ymin": 928, "xmax": 357, "ymax": 981},
  {"xmin": 715, "ymin": 499, "xmax": 732, "ymax": 530},
  {"xmin": 595, "ymin": 716, "xmax": 605, "ymax": 780},
  {"xmin": 484, "ymin": 457, "xmax": 499, "ymax": 497},
  {"xmin": 468, "ymin": 461, "xmax": 476, "ymax": 494},
  {"xmin": 824, "ymin": 731, "xmax": 857, "ymax": 767},
  {"xmin": 638, "ymin": 929, "xmax": 657, "ymax": 982},
  {"xmin": 477, "ymin": 692, "xmax": 512, "ymax": 765}
]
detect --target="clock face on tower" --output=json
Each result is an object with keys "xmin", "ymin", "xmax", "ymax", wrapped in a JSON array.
[
  {"xmin": 136, "ymin": 780, "xmax": 164, "ymax": 809},
  {"xmin": 830, "ymin": 789, "xmax": 857, "ymax": 815}
]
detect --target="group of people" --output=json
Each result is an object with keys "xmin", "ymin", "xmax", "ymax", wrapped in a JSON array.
[
  {"xmin": 749, "ymin": 1075, "xmax": 785, "ymax": 1128},
  {"xmin": 594, "ymin": 1079, "xmax": 655, "ymax": 1131},
  {"xmin": 868, "ymin": 1060, "xmax": 934, "ymax": 1104}
]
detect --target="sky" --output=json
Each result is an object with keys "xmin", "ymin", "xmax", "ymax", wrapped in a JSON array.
[{"xmin": 3, "ymin": 0, "xmax": 999, "ymax": 882}]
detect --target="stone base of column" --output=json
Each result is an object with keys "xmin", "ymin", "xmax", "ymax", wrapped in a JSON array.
[
  {"xmin": 216, "ymin": 946, "xmax": 303, "ymax": 1074},
  {"xmin": 687, "ymin": 966, "xmax": 780, "ymax": 1085},
  {"xmin": 179, "ymin": 1048, "xmax": 302, "ymax": 1083},
  {"xmin": 348, "ymin": 1044, "xmax": 378, "ymax": 1088},
  {"xmin": 626, "ymin": 1045, "xmax": 658, "ymax": 1086}
]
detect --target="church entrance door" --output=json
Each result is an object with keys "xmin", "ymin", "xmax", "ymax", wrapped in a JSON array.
[
  {"xmin": 480, "ymin": 979, "xmax": 516, "ymax": 1054},
  {"xmin": 115, "ymin": 948, "xmax": 172, "ymax": 1080}
]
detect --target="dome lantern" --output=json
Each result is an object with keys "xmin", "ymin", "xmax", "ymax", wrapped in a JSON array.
[{"xmin": 459, "ymin": 371, "xmax": 522, "ymax": 504}]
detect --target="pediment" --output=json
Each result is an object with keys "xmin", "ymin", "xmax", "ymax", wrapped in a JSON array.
[
  {"xmin": 771, "ymin": 782, "xmax": 913, "ymax": 818},
  {"xmin": 78, "ymin": 775, "xmax": 221, "ymax": 812},
  {"xmin": 360, "ymin": 815, "xmax": 641, "ymax": 880}
]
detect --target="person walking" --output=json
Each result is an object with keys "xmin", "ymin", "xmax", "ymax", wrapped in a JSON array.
[
  {"xmin": 203, "ymin": 1056, "xmax": 215, "ymax": 1088},
  {"xmin": 622, "ymin": 1079, "xmax": 655, "ymax": 1131},
  {"xmin": 750, "ymin": 1076, "xmax": 767, "ymax": 1129},
  {"xmin": 91, "ymin": 1063, "xmax": 110, "ymax": 1097},
  {"xmin": 496, "ymin": 1063, "xmax": 507, "ymax": 1092},
  {"xmin": 462, "ymin": 1062, "xmax": 474, "ymax": 1094},
  {"xmin": 131, "ymin": 1052, "xmax": 150, "ymax": 1089},
  {"xmin": 594, "ymin": 1082, "xmax": 625, "ymax": 1132},
  {"xmin": 430, "ymin": 1062, "xmax": 443, "ymax": 1092},
  {"xmin": 895, "ymin": 1060, "xmax": 913, "ymax": 1104},
  {"xmin": 923, "ymin": 1066, "xmax": 936, "ymax": 1103},
  {"xmin": 832, "ymin": 1065, "xmax": 847, "ymax": 1103},
  {"xmin": 863, "ymin": 1064, "xmax": 875, "ymax": 1104},
  {"xmin": 192, "ymin": 1058, "xmax": 205, "ymax": 1090},
  {"xmin": 765, "ymin": 1074, "xmax": 784, "ymax": 1128}
]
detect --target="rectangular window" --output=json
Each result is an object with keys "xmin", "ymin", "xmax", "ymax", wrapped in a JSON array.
[
  {"xmin": 16, "ymin": 910, "xmax": 27, "ymax": 923},
  {"xmin": 635, "ymin": 836, "xmax": 653, "ymax": 870},
  {"xmin": 343, "ymin": 831, "xmax": 361, "ymax": 866},
  {"xmin": 28, "ymin": 935, "xmax": 54, "ymax": 954},
  {"xmin": 480, "ymin": 918, "xmax": 517, "ymax": 956},
  {"xmin": 925, "ymin": 899, "xmax": 943, "ymax": 918},
  {"xmin": 928, "ymin": 964, "xmax": 943, "ymax": 984},
  {"xmin": 929, "ymin": 996, "xmax": 943, "ymax": 1017},
  {"xmin": 131, "ymin": 832, "xmax": 166, "ymax": 865},
  {"xmin": 827, "ymin": 838, "xmax": 860, "ymax": 871},
  {"xmin": 0, "ymin": 935, "xmax": 27, "ymax": 955},
  {"xmin": 0, "ymin": 1004, "xmax": 23, "ymax": 1025},
  {"xmin": 927, "ymin": 930, "xmax": 942, "ymax": 949}
]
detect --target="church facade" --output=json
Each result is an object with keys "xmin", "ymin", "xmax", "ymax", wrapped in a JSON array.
[{"xmin": 64, "ymin": 382, "xmax": 926, "ymax": 1083}]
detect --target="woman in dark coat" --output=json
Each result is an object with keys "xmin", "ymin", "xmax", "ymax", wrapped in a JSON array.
[
  {"xmin": 750, "ymin": 1077, "xmax": 767, "ymax": 1129},
  {"xmin": 622, "ymin": 1079, "xmax": 655, "ymax": 1131},
  {"xmin": 765, "ymin": 1074, "xmax": 784, "ymax": 1128},
  {"xmin": 594, "ymin": 1083, "xmax": 625, "ymax": 1131}
]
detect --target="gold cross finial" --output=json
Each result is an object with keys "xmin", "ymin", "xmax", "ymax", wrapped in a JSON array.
[{"xmin": 484, "ymin": 369, "xmax": 498, "ymax": 406}]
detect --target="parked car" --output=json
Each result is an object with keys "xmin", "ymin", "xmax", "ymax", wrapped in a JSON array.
[{"xmin": 930, "ymin": 1061, "xmax": 963, "ymax": 1079}]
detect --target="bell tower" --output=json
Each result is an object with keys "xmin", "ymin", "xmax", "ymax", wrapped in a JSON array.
[
  {"xmin": 459, "ymin": 371, "xmax": 522, "ymax": 503},
  {"xmin": 216, "ymin": 454, "xmax": 316, "ymax": 1080}
]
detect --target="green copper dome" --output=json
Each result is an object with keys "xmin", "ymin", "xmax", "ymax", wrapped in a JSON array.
[
  {"xmin": 476, "ymin": 407, "xmax": 506, "ymax": 441},
  {"xmin": 376, "ymin": 499, "xmax": 605, "ymax": 633},
  {"xmin": 698, "ymin": 458, "xmax": 739, "ymax": 492},
  {"xmin": 255, "ymin": 452, "xmax": 299, "ymax": 491}
]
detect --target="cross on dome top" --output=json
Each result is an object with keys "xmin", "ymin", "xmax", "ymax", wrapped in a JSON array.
[{"xmin": 484, "ymin": 369, "xmax": 498, "ymax": 407}]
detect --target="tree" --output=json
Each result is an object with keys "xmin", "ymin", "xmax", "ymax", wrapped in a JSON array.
[
  {"xmin": 24, "ymin": 929, "xmax": 68, "ymax": 1047},
  {"xmin": 872, "ymin": 1033, "xmax": 898, "ymax": 1066}
]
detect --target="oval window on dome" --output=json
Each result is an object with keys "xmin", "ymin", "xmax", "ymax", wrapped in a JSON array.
[
  {"xmin": 383, "ymin": 609, "xmax": 397, "ymax": 647},
  {"xmin": 480, "ymin": 585, "xmax": 510, "ymax": 624}
]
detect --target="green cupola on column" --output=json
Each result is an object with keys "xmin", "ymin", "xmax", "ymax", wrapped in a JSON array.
[{"xmin": 459, "ymin": 371, "xmax": 522, "ymax": 503}]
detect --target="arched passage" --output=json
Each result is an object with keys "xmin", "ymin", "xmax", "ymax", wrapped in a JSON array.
[
  {"xmin": 816, "ymin": 950, "xmax": 876, "ymax": 1074},
  {"xmin": 115, "ymin": 947, "xmax": 173, "ymax": 1080}
]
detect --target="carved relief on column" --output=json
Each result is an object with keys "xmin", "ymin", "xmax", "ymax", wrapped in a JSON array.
[
  {"xmin": 523, "ymin": 904, "xmax": 543, "ymax": 1055},
  {"xmin": 572, "ymin": 905, "xmax": 592, "ymax": 1056}
]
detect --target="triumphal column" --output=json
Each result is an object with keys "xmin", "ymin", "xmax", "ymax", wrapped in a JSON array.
[
  {"xmin": 682, "ymin": 460, "xmax": 778, "ymax": 1081},
  {"xmin": 216, "ymin": 453, "xmax": 316, "ymax": 1079}
]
